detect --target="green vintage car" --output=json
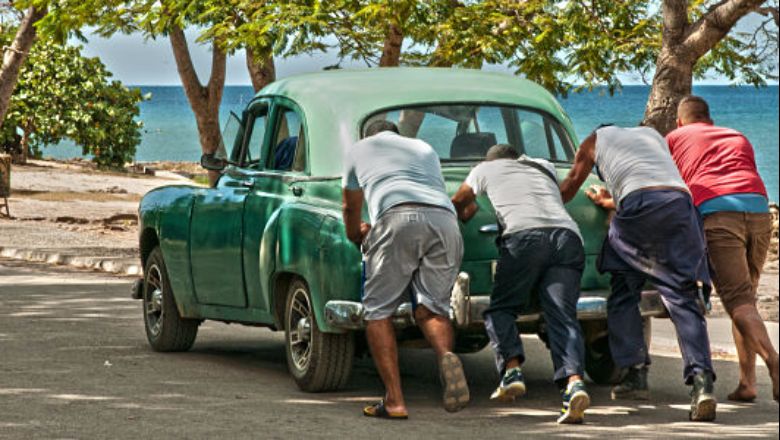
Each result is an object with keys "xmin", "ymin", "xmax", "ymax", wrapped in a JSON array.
[{"xmin": 132, "ymin": 68, "xmax": 665, "ymax": 391}]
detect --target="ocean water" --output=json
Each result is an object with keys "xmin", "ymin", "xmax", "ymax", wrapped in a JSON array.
[{"xmin": 46, "ymin": 85, "xmax": 779, "ymax": 201}]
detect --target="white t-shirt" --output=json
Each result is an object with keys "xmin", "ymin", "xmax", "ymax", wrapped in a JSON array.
[
  {"xmin": 594, "ymin": 126, "xmax": 688, "ymax": 207},
  {"xmin": 465, "ymin": 156, "xmax": 581, "ymax": 240},
  {"xmin": 342, "ymin": 131, "xmax": 455, "ymax": 223}
]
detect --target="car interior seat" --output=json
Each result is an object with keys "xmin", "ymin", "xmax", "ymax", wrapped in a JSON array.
[
  {"xmin": 274, "ymin": 136, "xmax": 298, "ymax": 171},
  {"xmin": 450, "ymin": 132, "xmax": 497, "ymax": 159},
  {"xmin": 292, "ymin": 127, "xmax": 306, "ymax": 172}
]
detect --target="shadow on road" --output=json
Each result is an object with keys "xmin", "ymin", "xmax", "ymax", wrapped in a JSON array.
[{"xmin": 1, "ymin": 258, "xmax": 778, "ymax": 439}]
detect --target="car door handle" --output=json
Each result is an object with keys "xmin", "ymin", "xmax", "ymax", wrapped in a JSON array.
[
  {"xmin": 290, "ymin": 186, "xmax": 303, "ymax": 197},
  {"xmin": 479, "ymin": 224, "xmax": 499, "ymax": 233},
  {"xmin": 223, "ymin": 179, "xmax": 254, "ymax": 189}
]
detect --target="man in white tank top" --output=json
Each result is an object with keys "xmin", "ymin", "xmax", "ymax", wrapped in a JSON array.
[{"xmin": 560, "ymin": 125, "xmax": 717, "ymax": 422}]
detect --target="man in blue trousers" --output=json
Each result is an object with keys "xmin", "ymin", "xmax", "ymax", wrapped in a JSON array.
[{"xmin": 560, "ymin": 124, "xmax": 717, "ymax": 422}]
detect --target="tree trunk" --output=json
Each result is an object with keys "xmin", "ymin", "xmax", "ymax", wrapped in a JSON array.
[
  {"xmin": 642, "ymin": 46, "xmax": 694, "ymax": 135},
  {"xmin": 11, "ymin": 124, "xmax": 31, "ymax": 165},
  {"xmin": 379, "ymin": 23, "xmax": 403, "ymax": 67},
  {"xmin": 169, "ymin": 26, "xmax": 226, "ymax": 185},
  {"xmin": 0, "ymin": 6, "xmax": 46, "ymax": 128},
  {"xmin": 246, "ymin": 47, "xmax": 276, "ymax": 93},
  {"xmin": 642, "ymin": 0, "xmax": 767, "ymax": 135}
]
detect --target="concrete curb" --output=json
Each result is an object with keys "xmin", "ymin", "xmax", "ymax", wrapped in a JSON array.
[{"xmin": 0, "ymin": 246, "xmax": 141, "ymax": 276}]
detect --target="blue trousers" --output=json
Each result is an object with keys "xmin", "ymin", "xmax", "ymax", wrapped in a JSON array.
[
  {"xmin": 602, "ymin": 190, "xmax": 715, "ymax": 384},
  {"xmin": 608, "ymin": 271, "xmax": 714, "ymax": 384},
  {"xmin": 484, "ymin": 228, "xmax": 585, "ymax": 385}
]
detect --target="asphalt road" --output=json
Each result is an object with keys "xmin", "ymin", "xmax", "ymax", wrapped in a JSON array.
[{"xmin": 1, "ymin": 258, "xmax": 778, "ymax": 439}]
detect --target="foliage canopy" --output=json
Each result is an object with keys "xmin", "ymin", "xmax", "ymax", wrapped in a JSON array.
[{"xmin": 0, "ymin": 29, "xmax": 146, "ymax": 168}]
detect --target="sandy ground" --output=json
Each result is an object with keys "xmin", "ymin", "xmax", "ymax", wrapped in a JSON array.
[
  {"xmin": 0, "ymin": 159, "xmax": 778, "ymax": 321},
  {"xmin": 0, "ymin": 258, "xmax": 777, "ymax": 439}
]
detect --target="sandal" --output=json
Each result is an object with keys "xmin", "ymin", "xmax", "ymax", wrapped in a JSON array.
[
  {"xmin": 363, "ymin": 400, "xmax": 409, "ymax": 419},
  {"xmin": 440, "ymin": 352, "xmax": 470, "ymax": 412}
]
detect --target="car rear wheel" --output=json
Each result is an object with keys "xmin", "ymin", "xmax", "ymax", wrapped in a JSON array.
[
  {"xmin": 143, "ymin": 247, "xmax": 199, "ymax": 352},
  {"xmin": 583, "ymin": 317, "xmax": 652, "ymax": 385},
  {"xmin": 284, "ymin": 278, "xmax": 354, "ymax": 392}
]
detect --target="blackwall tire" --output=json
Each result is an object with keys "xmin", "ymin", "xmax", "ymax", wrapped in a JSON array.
[
  {"xmin": 284, "ymin": 278, "xmax": 354, "ymax": 392},
  {"xmin": 142, "ymin": 247, "xmax": 199, "ymax": 352}
]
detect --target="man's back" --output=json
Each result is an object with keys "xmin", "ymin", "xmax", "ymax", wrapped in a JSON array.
[
  {"xmin": 343, "ymin": 131, "xmax": 453, "ymax": 222},
  {"xmin": 666, "ymin": 123, "xmax": 767, "ymax": 206},
  {"xmin": 466, "ymin": 157, "xmax": 580, "ymax": 238},
  {"xmin": 594, "ymin": 126, "xmax": 687, "ymax": 206}
]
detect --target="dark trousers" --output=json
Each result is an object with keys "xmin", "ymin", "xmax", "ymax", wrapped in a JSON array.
[
  {"xmin": 484, "ymin": 228, "xmax": 585, "ymax": 385},
  {"xmin": 601, "ymin": 190, "xmax": 715, "ymax": 385},
  {"xmin": 608, "ymin": 270, "xmax": 714, "ymax": 384}
]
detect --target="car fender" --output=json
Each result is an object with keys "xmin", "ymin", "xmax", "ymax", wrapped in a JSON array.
[
  {"xmin": 268, "ymin": 203, "xmax": 361, "ymax": 333},
  {"xmin": 139, "ymin": 185, "xmax": 200, "ymax": 318}
]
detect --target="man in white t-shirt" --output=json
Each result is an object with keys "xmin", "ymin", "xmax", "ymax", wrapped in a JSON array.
[
  {"xmin": 452, "ymin": 144, "xmax": 590, "ymax": 424},
  {"xmin": 560, "ymin": 124, "xmax": 716, "ymax": 422},
  {"xmin": 343, "ymin": 120, "xmax": 468, "ymax": 419}
]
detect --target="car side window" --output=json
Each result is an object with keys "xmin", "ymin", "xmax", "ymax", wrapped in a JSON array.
[
  {"xmin": 245, "ymin": 106, "xmax": 269, "ymax": 167},
  {"xmin": 269, "ymin": 105, "xmax": 306, "ymax": 172}
]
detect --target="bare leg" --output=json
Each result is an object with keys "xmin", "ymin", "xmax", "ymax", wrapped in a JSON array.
[
  {"xmin": 414, "ymin": 305, "xmax": 453, "ymax": 359},
  {"xmin": 415, "ymin": 305, "xmax": 469, "ymax": 411},
  {"xmin": 731, "ymin": 303, "xmax": 780, "ymax": 402},
  {"xmin": 366, "ymin": 318, "xmax": 407, "ymax": 414},
  {"xmin": 729, "ymin": 320, "xmax": 757, "ymax": 401},
  {"xmin": 506, "ymin": 357, "xmax": 522, "ymax": 370}
]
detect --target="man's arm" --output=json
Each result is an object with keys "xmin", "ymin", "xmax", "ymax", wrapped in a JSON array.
[
  {"xmin": 342, "ymin": 189, "xmax": 370, "ymax": 246},
  {"xmin": 560, "ymin": 132, "xmax": 597, "ymax": 203},
  {"xmin": 451, "ymin": 182, "xmax": 479, "ymax": 222}
]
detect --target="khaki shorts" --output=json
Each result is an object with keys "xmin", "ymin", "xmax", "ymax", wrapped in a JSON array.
[
  {"xmin": 362, "ymin": 205, "xmax": 463, "ymax": 320},
  {"xmin": 703, "ymin": 211, "xmax": 772, "ymax": 315}
]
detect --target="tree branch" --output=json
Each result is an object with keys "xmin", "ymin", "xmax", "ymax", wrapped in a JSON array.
[
  {"xmin": 0, "ymin": 6, "xmax": 45, "ymax": 126},
  {"xmin": 754, "ymin": 5, "xmax": 779, "ymax": 25},
  {"xmin": 169, "ymin": 24, "xmax": 207, "ymax": 104},
  {"xmin": 206, "ymin": 41, "xmax": 226, "ymax": 110},
  {"xmin": 682, "ymin": 0, "xmax": 767, "ymax": 59},
  {"xmin": 662, "ymin": 0, "xmax": 691, "ymax": 46}
]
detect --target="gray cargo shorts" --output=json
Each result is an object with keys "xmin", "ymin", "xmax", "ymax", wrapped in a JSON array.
[{"xmin": 362, "ymin": 204, "xmax": 464, "ymax": 320}]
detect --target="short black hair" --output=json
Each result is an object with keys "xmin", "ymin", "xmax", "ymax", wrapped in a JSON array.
[
  {"xmin": 485, "ymin": 144, "xmax": 520, "ymax": 161},
  {"xmin": 365, "ymin": 120, "xmax": 399, "ymax": 137},
  {"xmin": 678, "ymin": 95, "xmax": 711, "ymax": 123}
]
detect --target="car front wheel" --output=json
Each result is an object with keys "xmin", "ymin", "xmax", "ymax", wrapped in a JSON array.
[
  {"xmin": 284, "ymin": 278, "xmax": 354, "ymax": 392},
  {"xmin": 143, "ymin": 247, "xmax": 199, "ymax": 352}
]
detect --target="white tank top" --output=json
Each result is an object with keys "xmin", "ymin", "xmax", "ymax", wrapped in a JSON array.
[{"xmin": 594, "ymin": 126, "xmax": 687, "ymax": 207}]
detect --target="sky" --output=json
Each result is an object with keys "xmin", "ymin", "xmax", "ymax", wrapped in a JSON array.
[{"xmin": 78, "ymin": 14, "xmax": 778, "ymax": 87}]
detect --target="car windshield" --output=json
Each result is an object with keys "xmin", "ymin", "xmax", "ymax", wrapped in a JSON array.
[{"xmin": 363, "ymin": 104, "xmax": 575, "ymax": 163}]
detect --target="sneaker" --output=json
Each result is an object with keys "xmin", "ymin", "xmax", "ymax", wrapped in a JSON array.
[
  {"xmin": 490, "ymin": 367, "xmax": 527, "ymax": 402},
  {"xmin": 611, "ymin": 366, "xmax": 650, "ymax": 400},
  {"xmin": 689, "ymin": 371, "xmax": 717, "ymax": 422},
  {"xmin": 558, "ymin": 380, "xmax": 590, "ymax": 424}
]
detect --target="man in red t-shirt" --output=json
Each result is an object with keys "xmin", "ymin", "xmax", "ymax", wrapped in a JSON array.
[{"xmin": 667, "ymin": 96, "xmax": 778, "ymax": 403}]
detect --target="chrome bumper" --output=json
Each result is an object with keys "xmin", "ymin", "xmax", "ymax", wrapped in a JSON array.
[{"xmin": 324, "ymin": 272, "xmax": 668, "ymax": 331}]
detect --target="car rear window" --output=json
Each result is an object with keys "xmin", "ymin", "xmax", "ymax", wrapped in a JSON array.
[{"xmin": 362, "ymin": 104, "xmax": 575, "ymax": 163}]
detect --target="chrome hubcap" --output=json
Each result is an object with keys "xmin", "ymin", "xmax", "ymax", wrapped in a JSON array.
[
  {"xmin": 145, "ymin": 264, "xmax": 164, "ymax": 337},
  {"xmin": 288, "ymin": 288, "xmax": 313, "ymax": 371}
]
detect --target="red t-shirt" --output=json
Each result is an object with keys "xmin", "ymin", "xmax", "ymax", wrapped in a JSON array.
[{"xmin": 666, "ymin": 122, "xmax": 767, "ymax": 207}]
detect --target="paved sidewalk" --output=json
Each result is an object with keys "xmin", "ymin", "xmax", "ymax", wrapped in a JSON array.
[{"xmin": 652, "ymin": 316, "xmax": 780, "ymax": 361}]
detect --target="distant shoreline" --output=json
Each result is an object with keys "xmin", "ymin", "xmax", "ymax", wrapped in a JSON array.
[{"xmin": 123, "ymin": 83, "xmax": 780, "ymax": 89}]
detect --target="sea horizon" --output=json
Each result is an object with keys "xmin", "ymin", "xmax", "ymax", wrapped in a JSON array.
[{"xmin": 44, "ymin": 84, "xmax": 779, "ymax": 201}]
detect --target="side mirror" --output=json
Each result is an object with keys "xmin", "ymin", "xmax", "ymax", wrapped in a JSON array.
[{"xmin": 200, "ymin": 152, "xmax": 227, "ymax": 171}]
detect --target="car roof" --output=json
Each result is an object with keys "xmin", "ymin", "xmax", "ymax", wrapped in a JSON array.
[{"xmin": 255, "ymin": 67, "xmax": 574, "ymax": 176}]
